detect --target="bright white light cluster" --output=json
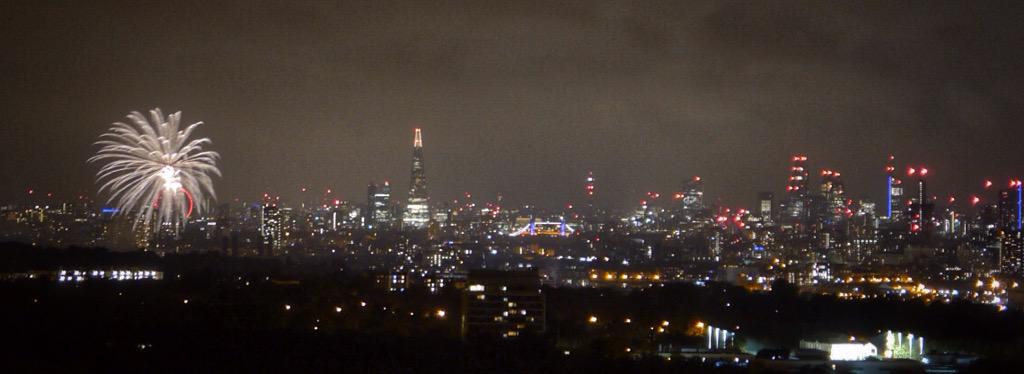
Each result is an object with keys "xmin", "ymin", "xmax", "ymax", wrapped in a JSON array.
[
  {"xmin": 90, "ymin": 109, "xmax": 220, "ymax": 227},
  {"xmin": 57, "ymin": 269, "xmax": 163, "ymax": 282}
]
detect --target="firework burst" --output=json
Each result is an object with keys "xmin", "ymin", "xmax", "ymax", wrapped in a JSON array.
[{"xmin": 89, "ymin": 109, "xmax": 220, "ymax": 227}]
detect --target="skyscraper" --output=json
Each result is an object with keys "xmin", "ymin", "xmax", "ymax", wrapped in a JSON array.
[
  {"xmin": 819, "ymin": 169, "xmax": 847, "ymax": 225},
  {"xmin": 783, "ymin": 155, "xmax": 810, "ymax": 223},
  {"xmin": 906, "ymin": 166, "xmax": 934, "ymax": 235},
  {"xmin": 885, "ymin": 155, "xmax": 905, "ymax": 223},
  {"xmin": 758, "ymin": 192, "xmax": 775, "ymax": 224},
  {"xmin": 680, "ymin": 176, "xmax": 704, "ymax": 216},
  {"xmin": 584, "ymin": 171, "xmax": 596, "ymax": 197},
  {"xmin": 997, "ymin": 180, "xmax": 1023, "ymax": 232},
  {"xmin": 404, "ymin": 128, "xmax": 430, "ymax": 229},
  {"xmin": 367, "ymin": 181, "xmax": 392, "ymax": 228},
  {"xmin": 259, "ymin": 203, "xmax": 282, "ymax": 255}
]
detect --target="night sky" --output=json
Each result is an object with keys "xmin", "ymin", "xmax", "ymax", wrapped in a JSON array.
[{"xmin": 2, "ymin": 0, "xmax": 1022, "ymax": 210}]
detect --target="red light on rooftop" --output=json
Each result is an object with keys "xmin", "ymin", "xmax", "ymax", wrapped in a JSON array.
[
  {"xmin": 984, "ymin": 180, "xmax": 993, "ymax": 188},
  {"xmin": 971, "ymin": 196, "xmax": 981, "ymax": 205},
  {"xmin": 693, "ymin": 176, "xmax": 702, "ymax": 181},
  {"xmin": 907, "ymin": 168, "xmax": 916, "ymax": 176},
  {"xmin": 919, "ymin": 168, "xmax": 928, "ymax": 176}
]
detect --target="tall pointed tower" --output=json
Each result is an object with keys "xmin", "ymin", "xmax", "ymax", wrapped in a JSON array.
[{"xmin": 404, "ymin": 128, "xmax": 430, "ymax": 228}]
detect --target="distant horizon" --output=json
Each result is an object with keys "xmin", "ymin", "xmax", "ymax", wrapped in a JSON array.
[{"xmin": 7, "ymin": 139, "xmax": 1022, "ymax": 213}]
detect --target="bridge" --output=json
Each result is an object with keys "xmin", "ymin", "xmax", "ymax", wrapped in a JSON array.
[{"xmin": 508, "ymin": 218, "xmax": 576, "ymax": 237}]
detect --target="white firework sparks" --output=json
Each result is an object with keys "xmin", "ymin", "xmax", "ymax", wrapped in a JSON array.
[{"xmin": 89, "ymin": 109, "xmax": 220, "ymax": 227}]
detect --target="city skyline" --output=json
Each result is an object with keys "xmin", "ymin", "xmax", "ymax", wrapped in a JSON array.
[
  {"xmin": 4, "ymin": 2, "xmax": 1024, "ymax": 370},
  {"xmin": 7, "ymin": 116, "xmax": 1024, "ymax": 213},
  {"xmin": 2, "ymin": 1, "xmax": 1024, "ymax": 209}
]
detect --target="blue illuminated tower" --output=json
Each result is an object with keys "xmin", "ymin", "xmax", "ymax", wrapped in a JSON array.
[{"xmin": 885, "ymin": 155, "xmax": 904, "ymax": 222}]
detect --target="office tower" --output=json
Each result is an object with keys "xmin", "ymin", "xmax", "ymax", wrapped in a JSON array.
[
  {"xmin": 939, "ymin": 196, "xmax": 961, "ymax": 238},
  {"xmin": 999, "ymin": 231, "xmax": 1024, "ymax": 275},
  {"xmin": 461, "ymin": 269, "xmax": 545, "ymax": 339},
  {"xmin": 681, "ymin": 176, "xmax": 704, "ymax": 214},
  {"xmin": 906, "ymin": 167, "xmax": 934, "ymax": 235},
  {"xmin": 819, "ymin": 169, "xmax": 847, "ymax": 225},
  {"xmin": 885, "ymin": 155, "xmax": 905, "ymax": 222},
  {"xmin": 366, "ymin": 181, "xmax": 392, "ymax": 228},
  {"xmin": 584, "ymin": 171, "xmax": 596, "ymax": 197},
  {"xmin": 784, "ymin": 155, "xmax": 810, "ymax": 223},
  {"xmin": 998, "ymin": 180, "xmax": 1023, "ymax": 231},
  {"xmin": 259, "ymin": 203, "xmax": 282, "ymax": 255},
  {"xmin": 404, "ymin": 128, "xmax": 430, "ymax": 229},
  {"xmin": 758, "ymin": 192, "xmax": 774, "ymax": 223}
]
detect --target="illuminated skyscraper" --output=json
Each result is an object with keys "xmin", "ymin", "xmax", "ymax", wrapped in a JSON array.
[
  {"xmin": 403, "ymin": 128, "xmax": 430, "ymax": 229},
  {"xmin": 259, "ymin": 203, "xmax": 282, "ymax": 255},
  {"xmin": 998, "ymin": 179, "xmax": 1023, "ymax": 231},
  {"xmin": 757, "ymin": 192, "xmax": 774, "ymax": 223},
  {"xmin": 584, "ymin": 171, "xmax": 596, "ymax": 197},
  {"xmin": 783, "ymin": 155, "xmax": 810, "ymax": 223},
  {"xmin": 681, "ymin": 176, "xmax": 704, "ymax": 214},
  {"xmin": 906, "ymin": 166, "xmax": 934, "ymax": 235},
  {"xmin": 367, "ymin": 181, "xmax": 392, "ymax": 228},
  {"xmin": 819, "ymin": 169, "xmax": 847, "ymax": 224},
  {"xmin": 885, "ymin": 155, "xmax": 905, "ymax": 223}
]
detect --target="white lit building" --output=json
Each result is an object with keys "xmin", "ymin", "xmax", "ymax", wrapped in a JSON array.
[{"xmin": 799, "ymin": 339, "xmax": 878, "ymax": 361}]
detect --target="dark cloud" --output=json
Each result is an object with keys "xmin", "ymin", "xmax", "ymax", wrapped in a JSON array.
[{"xmin": 2, "ymin": 0, "xmax": 1022, "ymax": 209}]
